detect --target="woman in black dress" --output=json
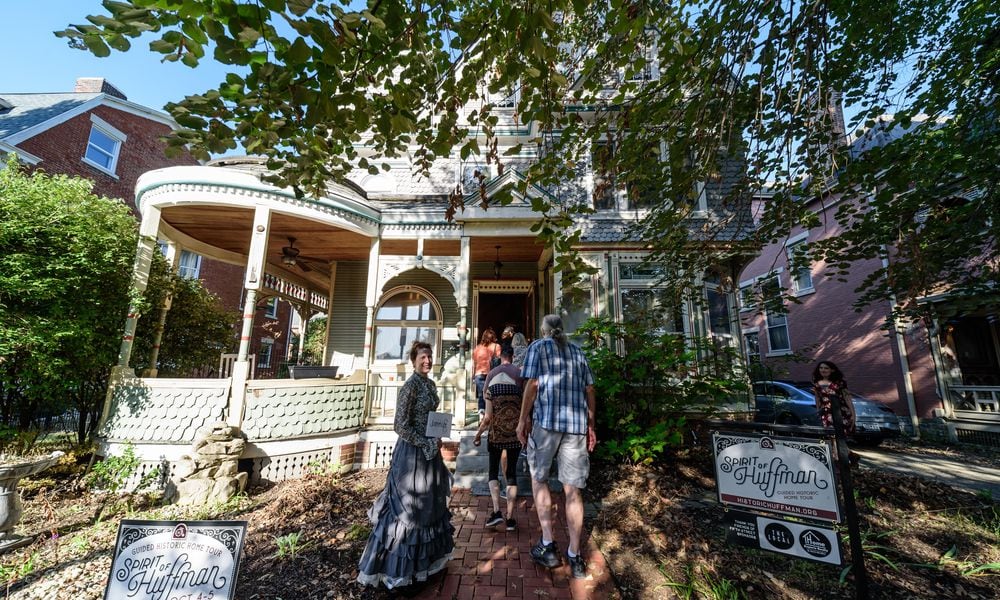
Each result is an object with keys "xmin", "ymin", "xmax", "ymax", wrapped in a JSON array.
[{"xmin": 357, "ymin": 341, "xmax": 454, "ymax": 591}]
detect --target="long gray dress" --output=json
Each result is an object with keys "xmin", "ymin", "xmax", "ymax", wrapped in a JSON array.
[{"xmin": 357, "ymin": 372, "xmax": 454, "ymax": 589}]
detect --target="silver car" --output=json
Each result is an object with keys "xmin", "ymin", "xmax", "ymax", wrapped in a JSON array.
[{"xmin": 752, "ymin": 380, "xmax": 902, "ymax": 446}]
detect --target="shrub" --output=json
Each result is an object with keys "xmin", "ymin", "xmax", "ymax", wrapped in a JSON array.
[{"xmin": 578, "ymin": 316, "xmax": 748, "ymax": 463}]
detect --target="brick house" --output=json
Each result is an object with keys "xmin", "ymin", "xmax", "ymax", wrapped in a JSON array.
[
  {"xmin": 739, "ymin": 117, "xmax": 1000, "ymax": 444},
  {"xmin": 0, "ymin": 78, "xmax": 294, "ymax": 378}
]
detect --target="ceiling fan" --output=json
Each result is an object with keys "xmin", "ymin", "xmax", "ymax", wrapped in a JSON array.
[{"xmin": 280, "ymin": 237, "xmax": 326, "ymax": 272}]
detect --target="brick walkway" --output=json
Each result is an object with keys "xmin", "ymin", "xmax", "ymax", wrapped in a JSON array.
[{"xmin": 409, "ymin": 488, "xmax": 613, "ymax": 600}]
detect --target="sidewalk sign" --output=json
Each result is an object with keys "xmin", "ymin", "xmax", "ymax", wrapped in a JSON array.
[
  {"xmin": 104, "ymin": 519, "xmax": 247, "ymax": 600},
  {"xmin": 713, "ymin": 432, "xmax": 840, "ymax": 522}
]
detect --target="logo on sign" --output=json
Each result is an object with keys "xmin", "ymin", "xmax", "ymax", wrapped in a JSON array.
[
  {"xmin": 763, "ymin": 523, "xmax": 795, "ymax": 550},
  {"xmin": 799, "ymin": 530, "xmax": 833, "ymax": 558}
]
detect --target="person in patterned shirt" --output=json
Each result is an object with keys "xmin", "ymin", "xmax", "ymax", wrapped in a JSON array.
[{"xmin": 517, "ymin": 314, "xmax": 597, "ymax": 580}]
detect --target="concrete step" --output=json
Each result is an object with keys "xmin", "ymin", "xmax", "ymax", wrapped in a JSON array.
[{"xmin": 452, "ymin": 430, "xmax": 560, "ymax": 495}]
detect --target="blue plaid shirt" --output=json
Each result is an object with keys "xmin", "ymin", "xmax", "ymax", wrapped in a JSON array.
[{"xmin": 521, "ymin": 337, "xmax": 594, "ymax": 435}]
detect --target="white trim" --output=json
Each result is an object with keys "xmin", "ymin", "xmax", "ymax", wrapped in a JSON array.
[
  {"xmin": 0, "ymin": 142, "xmax": 42, "ymax": 165},
  {"xmin": 783, "ymin": 231, "xmax": 810, "ymax": 247},
  {"xmin": 4, "ymin": 94, "xmax": 176, "ymax": 146},
  {"xmin": 741, "ymin": 326, "xmax": 760, "ymax": 334},
  {"xmin": 765, "ymin": 350, "xmax": 793, "ymax": 357}
]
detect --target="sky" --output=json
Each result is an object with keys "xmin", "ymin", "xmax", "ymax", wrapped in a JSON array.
[{"xmin": 2, "ymin": 1, "xmax": 240, "ymax": 117}]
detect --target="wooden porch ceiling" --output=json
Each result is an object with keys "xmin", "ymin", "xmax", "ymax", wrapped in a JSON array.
[{"xmin": 160, "ymin": 206, "xmax": 550, "ymax": 289}]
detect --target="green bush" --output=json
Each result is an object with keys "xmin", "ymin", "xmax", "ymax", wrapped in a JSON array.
[{"xmin": 578, "ymin": 316, "xmax": 748, "ymax": 463}]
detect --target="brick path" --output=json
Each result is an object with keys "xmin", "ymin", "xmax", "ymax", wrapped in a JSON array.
[{"xmin": 409, "ymin": 488, "xmax": 613, "ymax": 600}]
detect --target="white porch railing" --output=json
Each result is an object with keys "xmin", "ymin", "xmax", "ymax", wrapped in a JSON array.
[
  {"xmin": 366, "ymin": 381, "xmax": 458, "ymax": 425},
  {"xmin": 949, "ymin": 385, "xmax": 1000, "ymax": 415}
]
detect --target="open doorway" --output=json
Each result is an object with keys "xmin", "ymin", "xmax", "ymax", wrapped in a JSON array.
[{"xmin": 472, "ymin": 280, "xmax": 536, "ymax": 346}]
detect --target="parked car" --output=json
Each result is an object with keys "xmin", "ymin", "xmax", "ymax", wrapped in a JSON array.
[{"xmin": 752, "ymin": 380, "xmax": 902, "ymax": 446}]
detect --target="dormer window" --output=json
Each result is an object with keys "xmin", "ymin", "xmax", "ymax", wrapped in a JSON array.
[{"xmin": 82, "ymin": 114, "xmax": 125, "ymax": 176}]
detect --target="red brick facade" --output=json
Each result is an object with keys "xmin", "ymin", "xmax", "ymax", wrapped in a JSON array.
[
  {"xmin": 17, "ymin": 104, "xmax": 192, "ymax": 214},
  {"xmin": 739, "ymin": 195, "xmax": 942, "ymax": 420}
]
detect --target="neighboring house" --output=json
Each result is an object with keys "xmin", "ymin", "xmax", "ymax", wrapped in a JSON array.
[
  {"xmin": 98, "ymin": 63, "xmax": 756, "ymax": 483},
  {"xmin": 740, "ymin": 115, "xmax": 999, "ymax": 445},
  {"xmin": 0, "ymin": 78, "xmax": 293, "ymax": 378}
]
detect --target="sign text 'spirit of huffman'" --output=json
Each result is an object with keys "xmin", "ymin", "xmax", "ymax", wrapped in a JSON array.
[
  {"xmin": 105, "ymin": 520, "xmax": 247, "ymax": 600},
  {"xmin": 713, "ymin": 433, "xmax": 840, "ymax": 522}
]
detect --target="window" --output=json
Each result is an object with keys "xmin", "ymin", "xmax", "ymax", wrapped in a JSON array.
[
  {"xmin": 706, "ymin": 286, "xmax": 733, "ymax": 339},
  {"xmin": 258, "ymin": 338, "xmax": 274, "ymax": 369},
  {"xmin": 373, "ymin": 287, "xmax": 443, "ymax": 363},
  {"xmin": 761, "ymin": 275, "xmax": 790, "ymax": 353},
  {"xmin": 591, "ymin": 142, "xmax": 618, "ymax": 210},
  {"xmin": 82, "ymin": 114, "xmax": 125, "ymax": 176},
  {"xmin": 624, "ymin": 36, "xmax": 656, "ymax": 82},
  {"xmin": 264, "ymin": 297, "xmax": 279, "ymax": 319},
  {"xmin": 618, "ymin": 261, "xmax": 686, "ymax": 335},
  {"xmin": 744, "ymin": 331, "xmax": 760, "ymax": 365},
  {"xmin": 739, "ymin": 283, "xmax": 756, "ymax": 311},
  {"xmin": 177, "ymin": 250, "xmax": 202, "ymax": 279},
  {"xmin": 786, "ymin": 239, "xmax": 814, "ymax": 293}
]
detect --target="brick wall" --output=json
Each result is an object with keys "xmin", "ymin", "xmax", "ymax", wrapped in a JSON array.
[
  {"xmin": 16, "ymin": 104, "xmax": 197, "ymax": 214},
  {"xmin": 740, "ymin": 194, "xmax": 942, "ymax": 419}
]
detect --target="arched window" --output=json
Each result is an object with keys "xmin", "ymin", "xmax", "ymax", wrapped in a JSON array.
[{"xmin": 373, "ymin": 286, "xmax": 443, "ymax": 363}]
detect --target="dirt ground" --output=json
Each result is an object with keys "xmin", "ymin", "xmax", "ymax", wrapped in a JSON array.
[{"xmin": 4, "ymin": 438, "xmax": 999, "ymax": 599}]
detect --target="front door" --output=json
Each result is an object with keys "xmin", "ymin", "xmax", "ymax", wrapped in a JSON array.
[{"xmin": 470, "ymin": 280, "xmax": 536, "ymax": 416}]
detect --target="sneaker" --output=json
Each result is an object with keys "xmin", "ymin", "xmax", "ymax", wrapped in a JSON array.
[
  {"xmin": 568, "ymin": 553, "xmax": 587, "ymax": 579},
  {"xmin": 485, "ymin": 511, "xmax": 504, "ymax": 527},
  {"xmin": 530, "ymin": 540, "xmax": 561, "ymax": 568},
  {"xmin": 506, "ymin": 518, "xmax": 517, "ymax": 531}
]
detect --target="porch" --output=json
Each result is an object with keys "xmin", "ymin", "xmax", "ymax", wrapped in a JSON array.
[
  {"xmin": 100, "ymin": 158, "xmax": 556, "ymax": 485},
  {"xmin": 943, "ymin": 385, "xmax": 1000, "ymax": 445}
]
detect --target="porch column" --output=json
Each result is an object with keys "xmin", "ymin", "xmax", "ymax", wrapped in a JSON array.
[
  {"xmin": 323, "ymin": 262, "xmax": 338, "ymax": 365},
  {"xmin": 230, "ymin": 206, "xmax": 272, "ymax": 426},
  {"xmin": 101, "ymin": 206, "xmax": 161, "ymax": 433},
  {"xmin": 116, "ymin": 206, "xmax": 162, "ymax": 369},
  {"xmin": 455, "ymin": 236, "xmax": 471, "ymax": 427},
  {"xmin": 145, "ymin": 240, "xmax": 180, "ymax": 377},
  {"xmin": 362, "ymin": 238, "xmax": 381, "ymax": 366}
]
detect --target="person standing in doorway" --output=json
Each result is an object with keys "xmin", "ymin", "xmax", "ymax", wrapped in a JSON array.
[
  {"xmin": 511, "ymin": 332, "xmax": 529, "ymax": 369},
  {"xmin": 472, "ymin": 328, "xmax": 500, "ymax": 417},
  {"xmin": 516, "ymin": 314, "xmax": 597, "ymax": 580}
]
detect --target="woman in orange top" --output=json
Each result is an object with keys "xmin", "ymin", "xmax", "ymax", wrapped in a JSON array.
[{"xmin": 472, "ymin": 328, "xmax": 500, "ymax": 417}]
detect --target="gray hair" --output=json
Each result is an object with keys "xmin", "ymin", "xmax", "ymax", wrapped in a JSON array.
[
  {"xmin": 512, "ymin": 332, "xmax": 528, "ymax": 347},
  {"xmin": 540, "ymin": 314, "xmax": 567, "ymax": 348}
]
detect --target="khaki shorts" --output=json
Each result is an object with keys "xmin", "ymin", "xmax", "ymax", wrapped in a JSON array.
[{"xmin": 527, "ymin": 426, "xmax": 589, "ymax": 489}]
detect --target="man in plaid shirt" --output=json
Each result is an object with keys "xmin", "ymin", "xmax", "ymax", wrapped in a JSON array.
[{"xmin": 516, "ymin": 314, "xmax": 597, "ymax": 579}]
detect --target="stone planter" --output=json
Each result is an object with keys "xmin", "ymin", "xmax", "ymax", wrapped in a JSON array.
[{"xmin": 0, "ymin": 451, "xmax": 64, "ymax": 553}]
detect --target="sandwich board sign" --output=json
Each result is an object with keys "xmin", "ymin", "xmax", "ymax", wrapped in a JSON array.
[
  {"xmin": 725, "ymin": 509, "xmax": 842, "ymax": 565},
  {"xmin": 104, "ymin": 520, "xmax": 247, "ymax": 600},
  {"xmin": 713, "ymin": 432, "xmax": 840, "ymax": 523}
]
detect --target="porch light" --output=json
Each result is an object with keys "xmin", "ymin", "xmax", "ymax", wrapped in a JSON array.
[{"xmin": 494, "ymin": 245, "xmax": 503, "ymax": 280}]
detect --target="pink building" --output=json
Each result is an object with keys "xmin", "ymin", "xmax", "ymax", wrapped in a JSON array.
[{"xmin": 740, "ymin": 135, "xmax": 999, "ymax": 444}]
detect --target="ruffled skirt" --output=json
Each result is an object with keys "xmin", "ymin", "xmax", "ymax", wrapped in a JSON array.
[{"xmin": 357, "ymin": 440, "xmax": 454, "ymax": 589}]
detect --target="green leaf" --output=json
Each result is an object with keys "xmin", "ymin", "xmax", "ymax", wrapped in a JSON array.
[
  {"xmin": 286, "ymin": 37, "xmax": 311, "ymax": 64},
  {"xmin": 287, "ymin": 0, "xmax": 314, "ymax": 17}
]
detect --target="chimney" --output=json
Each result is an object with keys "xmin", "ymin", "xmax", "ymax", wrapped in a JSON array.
[{"xmin": 74, "ymin": 77, "xmax": 127, "ymax": 101}]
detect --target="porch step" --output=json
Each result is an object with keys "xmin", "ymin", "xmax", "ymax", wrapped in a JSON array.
[{"xmin": 452, "ymin": 430, "xmax": 557, "ymax": 495}]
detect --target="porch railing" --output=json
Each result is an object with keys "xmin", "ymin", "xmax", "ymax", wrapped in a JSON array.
[
  {"xmin": 948, "ymin": 385, "xmax": 1000, "ymax": 415},
  {"xmin": 367, "ymin": 382, "xmax": 458, "ymax": 425}
]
